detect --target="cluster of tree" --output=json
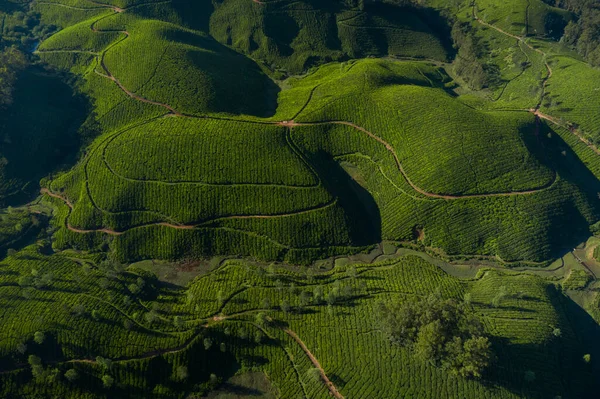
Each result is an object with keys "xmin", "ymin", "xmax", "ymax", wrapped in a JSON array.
[
  {"xmin": 377, "ymin": 292, "xmax": 494, "ymax": 379},
  {"xmin": 0, "ymin": 47, "xmax": 26, "ymax": 108},
  {"xmin": 545, "ymin": 0, "xmax": 600, "ymax": 66},
  {"xmin": 451, "ymin": 21, "xmax": 501, "ymax": 90},
  {"xmin": 0, "ymin": 7, "xmax": 56, "ymax": 51}
]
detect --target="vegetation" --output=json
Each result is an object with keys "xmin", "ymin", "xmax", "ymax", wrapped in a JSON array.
[
  {"xmin": 1, "ymin": 0, "xmax": 600, "ymax": 397},
  {"xmin": 0, "ymin": 246, "xmax": 594, "ymax": 398},
  {"xmin": 551, "ymin": 0, "xmax": 600, "ymax": 65},
  {"xmin": 378, "ymin": 292, "xmax": 493, "ymax": 378}
]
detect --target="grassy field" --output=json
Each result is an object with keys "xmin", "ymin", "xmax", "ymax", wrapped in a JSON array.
[
  {"xmin": 0, "ymin": 244, "xmax": 595, "ymax": 398},
  {"xmin": 2, "ymin": 1, "xmax": 600, "ymax": 396}
]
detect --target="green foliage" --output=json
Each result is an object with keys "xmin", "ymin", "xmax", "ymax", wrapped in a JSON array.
[
  {"xmin": 0, "ymin": 47, "xmax": 26, "ymax": 107},
  {"xmin": 451, "ymin": 21, "xmax": 500, "ymax": 89},
  {"xmin": 556, "ymin": 0, "xmax": 600, "ymax": 65},
  {"xmin": 102, "ymin": 374, "xmax": 114, "ymax": 388},
  {"xmin": 33, "ymin": 331, "xmax": 45, "ymax": 345},
  {"xmin": 64, "ymin": 368, "xmax": 78, "ymax": 382},
  {"xmin": 378, "ymin": 292, "xmax": 492, "ymax": 378},
  {"xmin": 562, "ymin": 269, "xmax": 593, "ymax": 290}
]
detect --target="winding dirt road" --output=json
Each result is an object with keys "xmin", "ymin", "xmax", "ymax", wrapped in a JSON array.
[
  {"xmin": 473, "ymin": 6, "xmax": 600, "ymax": 156},
  {"xmin": 278, "ymin": 121, "xmax": 556, "ymax": 200},
  {"xmin": 283, "ymin": 328, "xmax": 345, "ymax": 399},
  {"xmin": 35, "ymin": 1, "xmax": 566, "ymax": 238}
]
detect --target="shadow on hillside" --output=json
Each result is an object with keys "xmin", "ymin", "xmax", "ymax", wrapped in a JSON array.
[
  {"xmin": 482, "ymin": 285, "xmax": 597, "ymax": 397},
  {"xmin": 162, "ymin": 29, "xmax": 281, "ymax": 118},
  {"xmin": 515, "ymin": 118, "xmax": 600, "ymax": 260},
  {"xmin": 311, "ymin": 150, "xmax": 382, "ymax": 247},
  {"xmin": 0, "ymin": 65, "xmax": 97, "ymax": 206}
]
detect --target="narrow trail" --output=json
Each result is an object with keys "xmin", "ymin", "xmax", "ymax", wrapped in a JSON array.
[
  {"xmin": 283, "ymin": 328, "xmax": 345, "ymax": 399},
  {"xmin": 35, "ymin": 0, "xmax": 565, "ymax": 239},
  {"xmin": 473, "ymin": 5, "xmax": 552, "ymax": 111},
  {"xmin": 40, "ymin": 187, "xmax": 337, "ymax": 236},
  {"xmin": 279, "ymin": 121, "xmax": 557, "ymax": 200},
  {"xmin": 472, "ymin": 5, "xmax": 600, "ymax": 157}
]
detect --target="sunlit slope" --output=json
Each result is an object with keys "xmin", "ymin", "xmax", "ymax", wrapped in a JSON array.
[
  {"xmin": 38, "ymin": 54, "xmax": 599, "ymax": 263},
  {"xmin": 1, "ymin": 248, "xmax": 591, "ymax": 398},
  {"xmin": 209, "ymin": 0, "xmax": 450, "ymax": 74}
]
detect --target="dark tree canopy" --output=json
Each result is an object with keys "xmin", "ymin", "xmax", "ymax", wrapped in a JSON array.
[{"xmin": 378, "ymin": 292, "xmax": 493, "ymax": 379}]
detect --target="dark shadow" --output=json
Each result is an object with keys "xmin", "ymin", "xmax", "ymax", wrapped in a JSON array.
[
  {"xmin": 481, "ymin": 285, "xmax": 597, "ymax": 397},
  {"xmin": 310, "ymin": 150, "xmax": 382, "ymax": 246},
  {"xmin": 329, "ymin": 373, "xmax": 347, "ymax": 388},
  {"xmin": 263, "ymin": 14, "xmax": 300, "ymax": 57},
  {"xmin": 497, "ymin": 118, "xmax": 600, "ymax": 261},
  {"xmin": 0, "ymin": 64, "xmax": 97, "ymax": 206}
]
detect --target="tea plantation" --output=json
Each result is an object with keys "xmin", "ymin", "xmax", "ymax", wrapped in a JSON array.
[{"xmin": 1, "ymin": 0, "xmax": 600, "ymax": 397}]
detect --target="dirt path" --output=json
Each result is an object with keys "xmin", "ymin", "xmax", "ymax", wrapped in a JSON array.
[
  {"xmin": 279, "ymin": 121, "xmax": 556, "ymax": 200},
  {"xmin": 36, "ymin": 1, "xmax": 564, "ymax": 241},
  {"xmin": 472, "ymin": 6, "xmax": 600, "ymax": 158},
  {"xmin": 473, "ymin": 6, "xmax": 552, "ymax": 111},
  {"xmin": 283, "ymin": 328, "xmax": 345, "ymax": 399},
  {"xmin": 41, "ymin": 187, "xmax": 337, "ymax": 236}
]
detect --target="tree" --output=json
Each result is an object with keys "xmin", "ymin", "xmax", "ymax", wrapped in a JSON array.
[
  {"xmin": 144, "ymin": 310, "xmax": 159, "ymax": 325},
  {"xmin": 491, "ymin": 286, "xmax": 508, "ymax": 308},
  {"xmin": 307, "ymin": 367, "xmax": 321, "ymax": 382},
  {"xmin": 255, "ymin": 312, "xmax": 267, "ymax": 327},
  {"xmin": 326, "ymin": 290, "xmax": 338, "ymax": 306},
  {"xmin": 128, "ymin": 283, "xmax": 142, "ymax": 296},
  {"xmin": 524, "ymin": 370, "xmax": 536, "ymax": 383},
  {"xmin": 262, "ymin": 297, "xmax": 271, "ymax": 309},
  {"xmin": 123, "ymin": 319, "xmax": 133, "ymax": 330},
  {"xmin": 96, "ymin": 356, "xmax": 113, "ymax": 371},
  {"xmin": 254, "ymin": 331, "xmax": 264, "ymax": 344},
  {"xmin": 299, "ymin": 290, "xmax": 311, "ymax": 308},
  {"xmin": 414, "ymin": 320, "xmax": 446, "ymax": 365},
  {"xmin": 33, "ymin": 331, "xmax": 45, "ymax": 345},
  {"xmin": 174, "ymin": 316, "xmax": 184, "ymax": 329},
  {"xmin": 280, "ymin": 299, "xmax": 291, "ymax": 313},
  {"xmin": 15, "ymin": 342, "xmax": 27, "ymax": 354},
  {"xmin": 275, "ymin": 279, "xmax": 284, "ymax": 291},
  {"xmin": 102, "ymin": 374, "xmax": 114, "ymax": 388},
  {"xmin": 346, "ymin": 265, "xmax": 358, "ymax": 279},
  {"xmin": 583, "ymin": 354, "xmax": 592, "ymax": 364},
  {"xmin": 99, "ymin": 278, "xmax": 110, "ymax": 290},
  {"xmin": 443, "ymin": 336, "xmax": 492, "ymax": 378},
  {"xmin": 313, "ymin": 285, "xmax": 324, "ymax": 304},
  {"xmin": 174, "ymin": 365, "xmax": 188, "ymax": 381},
  {"xmin": 377, "ymin": 292, "xmax": 493, "ymax": 379},
  {"xmin": 72, "ymin": 303, "xmax": 86, "ymax": 318},
  {"xmin": 64, "ymin": 369, "xmax": 78, "ymax": 382},
  {"xmin": 204, "ymin": 337, "xmax": 213, "ymax": 350},
  {"xmin": 28, "ymin": 355, "xmax": 43, "ymax": 379},
  {"xmin": 552, "ymin": 328, "xmax": 562, "ymax": 338}
]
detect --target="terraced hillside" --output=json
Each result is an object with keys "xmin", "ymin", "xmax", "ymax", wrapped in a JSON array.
[
  {"xmin": 2, "ymin": 0, "xmax": 600, "ymax": 396},
  {"xmin": 0, "ymin": 245, "xmax": 595, "ymax": 398},
  {"xmin": 27, "ymin": 0, "xmax": 600, "ymax": 265}
]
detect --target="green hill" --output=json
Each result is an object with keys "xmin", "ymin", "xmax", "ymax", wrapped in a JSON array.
[{"xmin": 1, "ymin": 0, "xmax": 600, "ymax": 397}]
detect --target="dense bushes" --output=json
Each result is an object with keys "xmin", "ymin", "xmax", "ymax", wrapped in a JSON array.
[
  {"xmin": 546, "ymin": 0, "xmax": 600, "ymax": 65},
  {"xmin": 0, "ymin": 47, "xmax": 26, "ymax": 107},
  {"xmin": 451, "ymin": 21, "xmax": 501, "ymax": 90},
  {"xmin": 378, "ymin": 292, "xmax": 493, "ymax": 378}
]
